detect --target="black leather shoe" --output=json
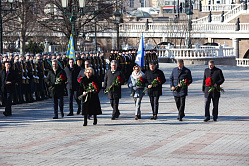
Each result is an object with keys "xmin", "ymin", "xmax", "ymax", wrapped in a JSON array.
[
  {"xmin": 67, "ymin": 113, "xmax": 74, "ymax": 116},
  {"xmin": 154, "ymin": 115, "xmax": 157, "ymax": 120},
  {"xmin": 53, "ymin": 116, "xmax": 58, "ymax": 119},
  {"xmin": 204, "ymin": 117, "xmax": 210, "ymax": 122},
  {"xmin": 77, "ymin": 111, "xmax": 81, "ymax": 115},
  {"xmin": 138, "ymin": 115, "xmax": 141, "ymax": 119},
  {"xmin": 61, "ymin": 113, "xmax": 64, "ymax": 118},
  {"xmin": 213, "ymin": 118, "xmax": 217, "ymax": 122},
  {"xmin": 179, "ymin": 118, "xmax": 183, "ymax": 121},
  {"xmin": 93, "ymin": 119, "xmax": 97, "ymax": 125},
  {"xmin": 111, "ymin": 117, "xmax": 115, "ymax": 120},
  {"xmin": 83, "ymin": 122, "xmax": 87, "ymax": 126},
  {"xmin": 3, "ymin": 112, "xmax": 7, "ymax": 116},
  {"xmin": 150, "ymin": 117, "xmax": 154, "ymax": 120}
]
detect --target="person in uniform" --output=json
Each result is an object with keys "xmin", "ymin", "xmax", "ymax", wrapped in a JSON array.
[{"xmin": 13, "ymin": 54, "xmax": 23, "ymax": 104}]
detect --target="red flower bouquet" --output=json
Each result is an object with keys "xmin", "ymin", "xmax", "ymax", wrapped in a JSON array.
[
  {"xmin": 104, "ymin": 75, "xmax": 123, "ymax": 94},
  {"xmin": 143, "ymin": 77, "xmax": 161, "ymax": 93},
  {"xmin": 205, "ymin": 77, "xmax": 224, "ymax": 93},
  {"xmin": 130, "ymin": 77, "xmax": 145, "ymax": 97},
  {"xmin": 60, "ymin": 74, "xmax": 66, "ymax": 82},
  {"xmin": 173, "ymin": 78, "xmax": 190, "ymax": 92},
  {"xmin": 78, "ymin": 81, "xmax": 99, "ymax": 102}
]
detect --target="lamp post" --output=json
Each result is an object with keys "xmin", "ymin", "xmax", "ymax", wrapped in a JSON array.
[
  {"xmin": 0, "ymin": 0, "xmax": 17, "ymax": 54},
  {"xmin": 61, "ymin": 0, "xmax": 85, "ymax": 51},
  {"xmin": 114, "ymin": 10, "xmax": 121, "ymax": 51},
  {"xmin": 186, "ymin": 9, "xmax": 193, "ymax": 48}
]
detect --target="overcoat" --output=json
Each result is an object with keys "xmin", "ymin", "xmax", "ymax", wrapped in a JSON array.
[
  {"xmin": 143, "ymin": 69, "xmax": 166, "ymax": 97},
  {"xmin": 169, "ymin": 66, "xmax": 192, "ymax": 97},
  {"xmin": 80, "ymin": 75, "xmax": 102, "ymax": 116},
  {"xmin": 64, "ymin": 64, "xmax": 81, "ymax": 90},
  {"xmin": 47, "ymin": 68, "xmax": 67, "ymax": 97},
  {"xmin": 127, "ymin": 74, "xmax": 144, "ymax": 98},
  {"xmin": 103, "ymin": 69, "xmax": 125, "ymax": 99},
  {"xmin": 202, "ymin": 66, "xmax": 225, "ymax": 98},
  {"xmin": 0, "ymin": 68, "xmax": 17, "ymax": 94}
]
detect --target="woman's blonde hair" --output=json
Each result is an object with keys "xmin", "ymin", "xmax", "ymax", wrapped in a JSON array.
[{"xmin": 84, "ymin": 67, "xmax": 95, "ymax": 75}]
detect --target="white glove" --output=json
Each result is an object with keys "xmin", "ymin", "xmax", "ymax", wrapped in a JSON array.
[
  {"xmin": 44, "ymin": 75, "xmax": 47, "ymax": 78},
  {"xmin": 83, "ymin": 92, "xmax": 87, "ymax": 96},
  {"xmin": 27, "ymin": 76, "xmax": 30, "ymax": 79},
  {"xmin": 133, "ymin": 87, "xmax": 137, "ymax": 91},
  {"xmin": 22, "ymin": 76, "xmax": 26, "ymax": 79}
]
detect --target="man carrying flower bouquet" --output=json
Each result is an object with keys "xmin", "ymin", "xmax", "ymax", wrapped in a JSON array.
[
  {"xmin": 103, "ymin": 60, "xmax": 125, "ymax": 120},
  {"xmin": 202, "ymin": 60, "xmax": 225, "ymax": 122},
  {"xmin": 144, "ymin": 62, "xmax": 166, "ymax": 120},
  {"xmin": 47, "ymin": 59, "xmax": 67, "ymax": 119},
  {"xmin": 170, "ymin": 59, "xmax": 192, "ymax": 121}
]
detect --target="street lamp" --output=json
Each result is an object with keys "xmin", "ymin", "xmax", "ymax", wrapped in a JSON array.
[
  {"xmin": 61, "ymin": 0, "xmax": 85, "ymax": 51},
  {"xmin": 0, "ymin": 0, "xmax": 17, "ymax": 54},
  {"xmin": 186, "ymin": 9, "xmax": 193, "ymax": 48},
  {"xmin": 114, "ymin": 10, "xmax": 121, "ymax": 50}
]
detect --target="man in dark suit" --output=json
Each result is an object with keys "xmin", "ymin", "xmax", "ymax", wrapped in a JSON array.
[
  {"xmin": 103, "ymin": 60, "xmax": 125, "ymax": 120},
  {"xmin": 47, "ymin": 59, "xmax": 67, "ymax": 119},
  {"xmin": 0, "ymin": 60, "xmax": 17, "ymax": 116},
  {"xmin": 144, "ymin": 62, "xmax": 166, "ymax": 120},
  {"xmin": 64, "ymin": 58, "xmax": 81, "ymax": 116},
  {"xmin": 202, "ymin": 60, "xmax": 225, "ymax": 122},
  {"xmin": 170, "ymin": 59, "xmax": 192, "ymax": 121}
]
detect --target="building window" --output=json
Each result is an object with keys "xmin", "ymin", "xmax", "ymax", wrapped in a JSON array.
[
  {"xmin": 140, "ymin": 0, "xmax": 145, "ymax": 7},
  {"xmin": 130, "ymin": 0, "xmax": 134, "ymax": 7}
]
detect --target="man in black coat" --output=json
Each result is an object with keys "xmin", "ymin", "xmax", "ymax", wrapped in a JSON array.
[
  {"xmin": 103, "ymin": 60, "xmax": 125, "ymax": 120},
  {"xmin": 64, "ymin": 58, "xmax": 81, "ymax": 116},
  {"xmin": 170, "ymin": 59, "xmax": 192, "ymax": 121},
  {"xmin": 47, "ymin": 59, "xmax": 67, "ymax": 119},
  {"xmin": 202, "ymin": 60, "xmax": 225, "ymax": 122},
  {"xmin": 0, "ymin": 60, "xmax": 17, "ymax": 116},
  {"xmin": 144, "ymin": 62, "xmax": 166, "ymax": 120}
]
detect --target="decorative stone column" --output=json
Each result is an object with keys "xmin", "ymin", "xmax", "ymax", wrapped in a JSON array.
[{"xmin": 232, "ymin": 38, "xmax": 239, "ymax": 58}]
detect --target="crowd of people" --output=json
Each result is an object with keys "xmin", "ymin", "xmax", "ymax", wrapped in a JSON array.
[{"xmin": 0, "ymin": 50, "xmax": 225, "ymax": 126}]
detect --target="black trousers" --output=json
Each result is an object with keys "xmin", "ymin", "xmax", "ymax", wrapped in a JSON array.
[
  {"xmin": 4, "ymin": 92, "xmax": 13, "ymax": 115},
  {"xmin": 67, "ymin": 89, "xmax": 81, "ymax": 114},
  {"xmin": 149, "ymin": 96, "xmax": 159, "ymax": 115},
  {"xmin": 53, "ymin": 94, "xmax": 64, "ymax": 117},
  {"xmin": 110, "ymin": 98, "xmax": 120, "ymax": 117},
  {"xmin": 174, "ymin": 96, "xmax": 186, "ymax": 119},
  {"xmin": 205, "ymin": 95, "xmax": 219, "ymax": 119}
]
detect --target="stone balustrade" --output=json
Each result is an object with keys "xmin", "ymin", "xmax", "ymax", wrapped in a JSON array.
[
  {"xmin": 236, "ymin": 58, "xmax": 249, "ymax": 66},
  {"xmin": 202, "ymin": 4, "xmax": 240, "ymax": 12},
  {"xmin": 157, "ymin": 46, "xmax": 234, "ymax": 59}
]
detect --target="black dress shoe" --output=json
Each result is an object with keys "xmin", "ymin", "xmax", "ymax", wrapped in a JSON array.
[
  {"xmin": 53, "ymin": 116, "xmax": 58, "ymax": 119},
  {"xmin": 83, "ymin": 122, "xmax": 87, "ymax": 126},
  {"xmin": 67, "ymin": 113, "xmax": 74, "ymax": 116},
  {"xmin": 77, "ymin": 111, "xmax": 81, "ymax": 115},
  {"xmin": 150, "ymin": 116, "xmax": 154, "ymax": 120},
  {"xmin": 111, "ymin": 117, "xmax": 115, "ymax": 120},
  {"xmin": 204, "ymin": 117, "xmax": 210, "ymax": 122},
  {"xmin": 177, "ymin": 117, "xmax": 179, "ymax": 120},
  {"xmin": 61, "ymin": 113, "xmax": 64, "ymax": 118},
  {"xmin": 93, "ymin": 119, "xmax": 97, "ymax": 125},
  {"xmin": 179, "ymin": 118, "xmax": 183, "ymax": 121},
  {"xmin": 137, "ymin": 115, "xmax": 141, "ymax": 119},
  {"xmin": 213, "ymin": 118, "xmax": 217, "ymax": 122},
  {"xmin": 154, "ymin": 115, "xmax": 157, "ymax": 120}
]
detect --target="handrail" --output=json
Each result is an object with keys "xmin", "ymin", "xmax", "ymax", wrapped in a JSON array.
[{"xmin": 236, "ymin": 58, "xmax": 249, "ymax": 66}]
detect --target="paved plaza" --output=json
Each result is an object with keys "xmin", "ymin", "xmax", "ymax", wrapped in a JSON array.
[{"xmin": 0, "ymin": 63, "xmax": 249, "ymax": 166}]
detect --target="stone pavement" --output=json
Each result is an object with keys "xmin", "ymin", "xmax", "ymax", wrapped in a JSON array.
[{"xmin": 0, "ymin": 63, "xmax": 249, "ymax": 166}]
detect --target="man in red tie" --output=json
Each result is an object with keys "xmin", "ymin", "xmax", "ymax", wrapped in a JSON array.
[{"xmin": 0, "ymin": 60, "xmax": 17, "ymax": 116}]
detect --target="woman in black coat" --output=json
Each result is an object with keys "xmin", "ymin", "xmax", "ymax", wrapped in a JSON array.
[{"xmin": 79, "ymin": 67, "xmax": 102, "ymax": 126}]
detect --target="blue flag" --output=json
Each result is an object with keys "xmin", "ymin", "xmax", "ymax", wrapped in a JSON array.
[
  {"xmin": 135, "ymin": 34, "xmax": 145, "ymax": 68},
  {"xmin": 66, "ymin": 34, "xmax": 75, "ymax": 60}
]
